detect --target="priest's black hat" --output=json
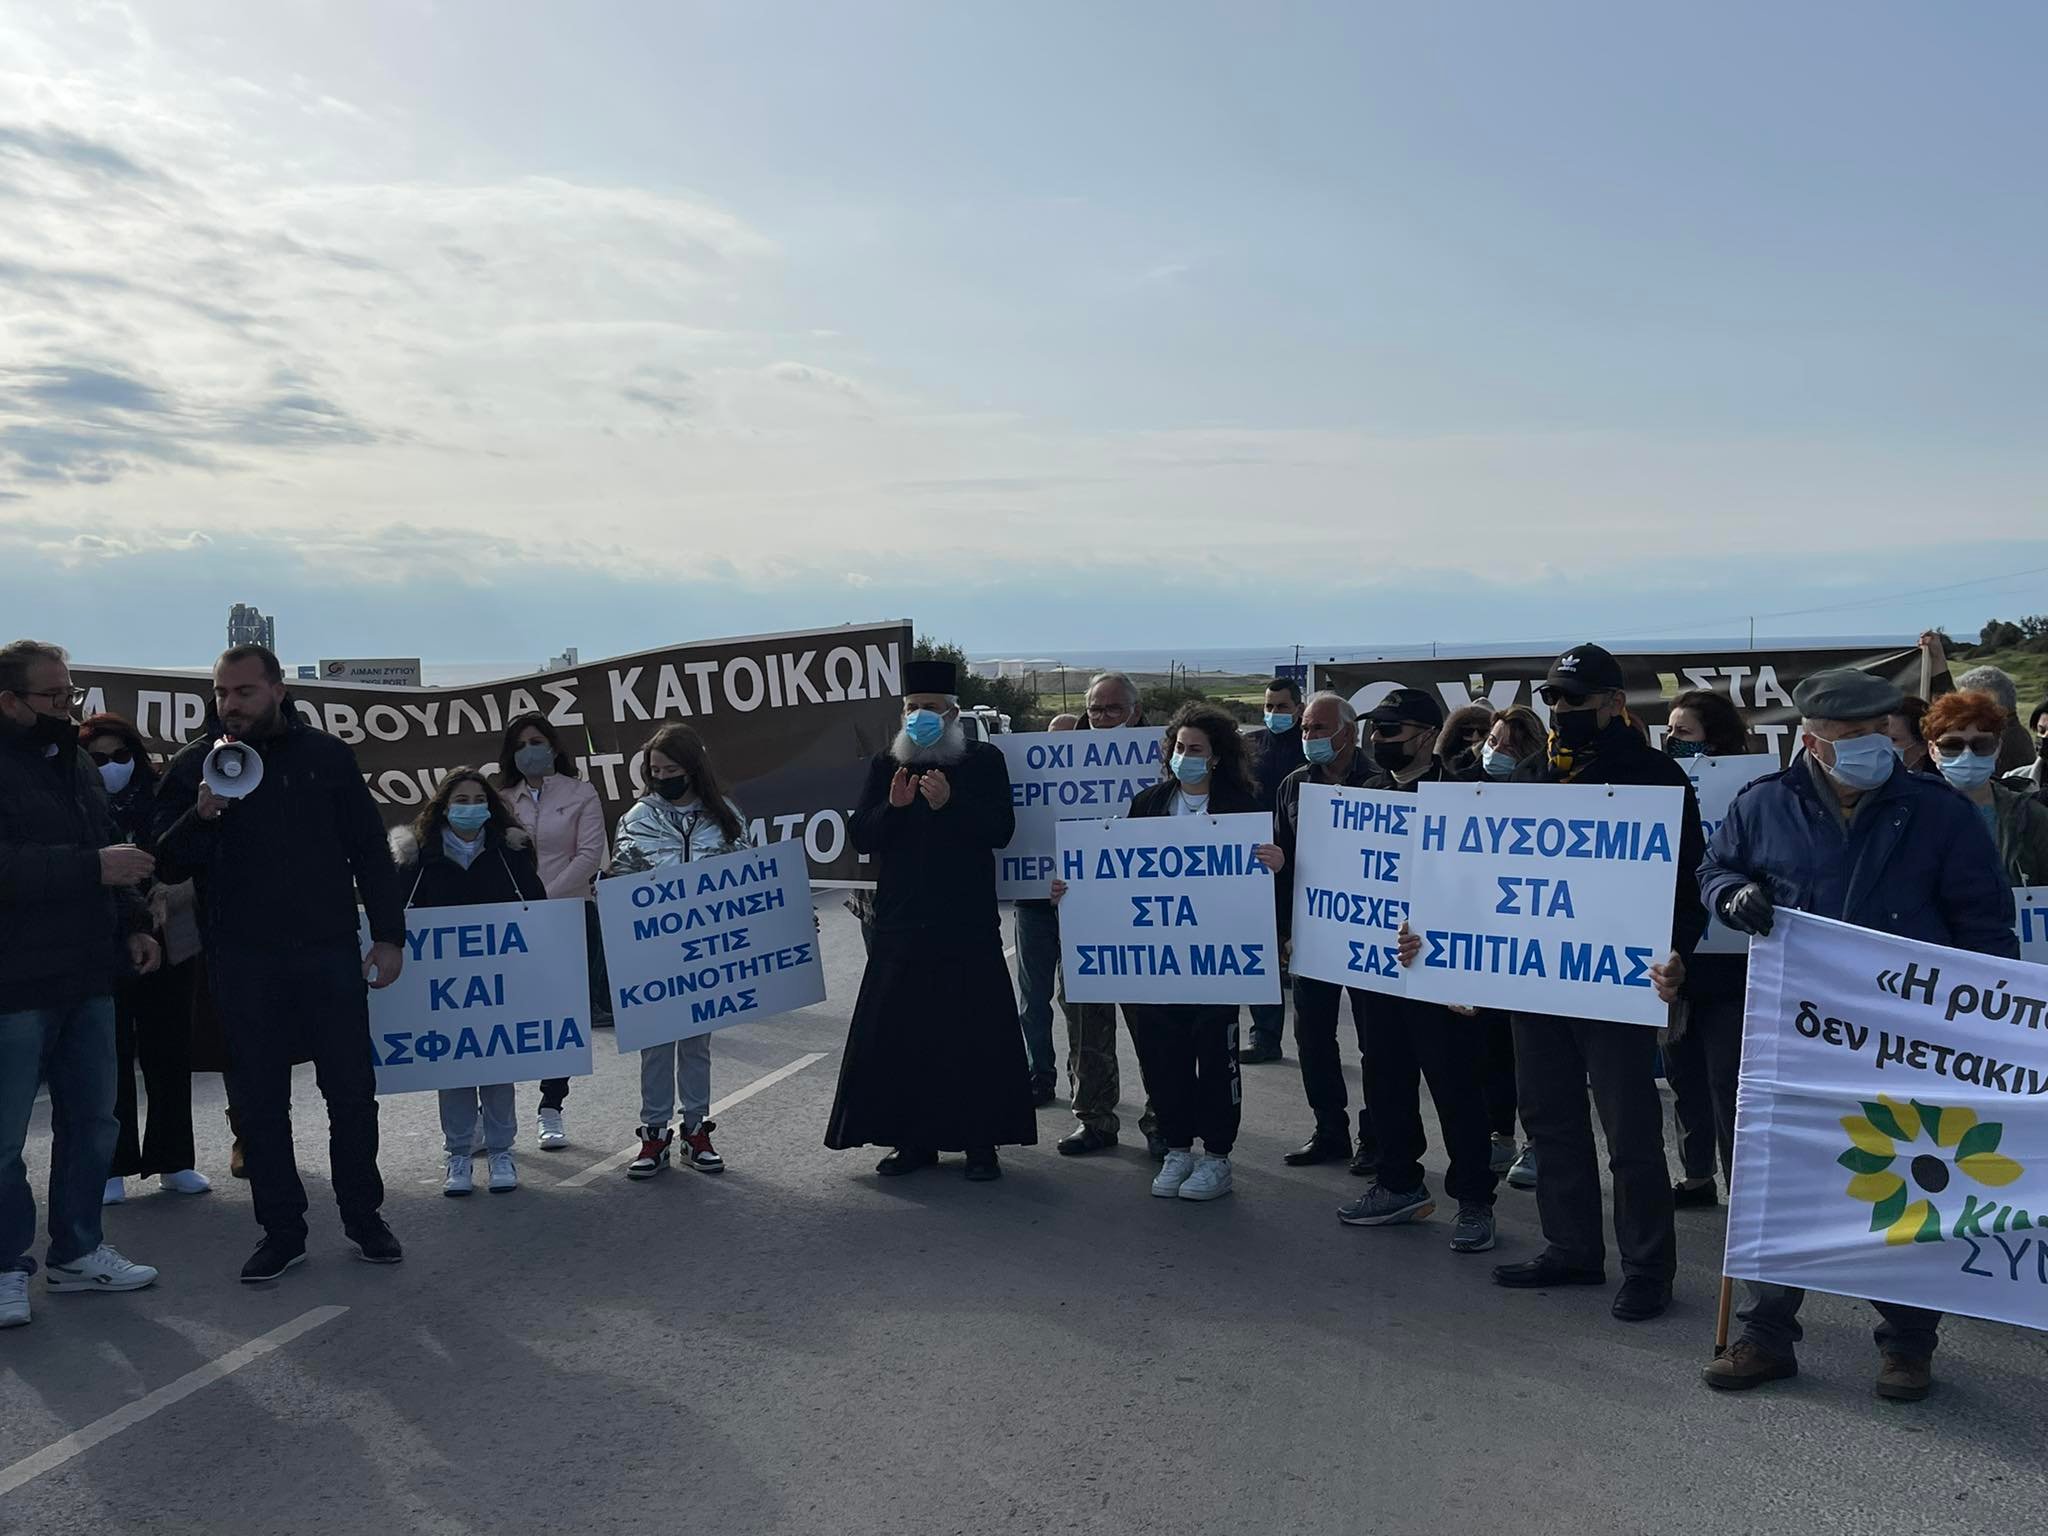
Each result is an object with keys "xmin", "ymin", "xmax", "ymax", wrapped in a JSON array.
[{"xmin": 904, "ymin": 659, "xmax": 957, "ymax": 696}]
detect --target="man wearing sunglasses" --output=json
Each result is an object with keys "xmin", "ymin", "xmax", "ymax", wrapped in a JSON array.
[
  {"xmin": 1699, "ymin": 669, "xmax": 2016, "ymax": 1401},
  {"xmin": 1, "ymin": 639, "xmax": 162, "ymax": 1328},
  {"xmin": 1487, "ymin": 644, "xmax": 1706, "ymax": 1323}
]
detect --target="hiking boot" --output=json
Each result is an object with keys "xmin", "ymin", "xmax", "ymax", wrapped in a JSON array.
[
  {"xmin": 1702, "ymin": 1340, "xmax": 1798, "ymax": 1391},
  {"xmin": 1875, "ymin": 1354, "xmax": 1933, "ymax": 1402}
]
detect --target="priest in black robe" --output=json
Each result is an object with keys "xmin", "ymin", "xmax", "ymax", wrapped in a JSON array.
[{"xmin": 824, "ymin": 660, "xmax": 1036, "ymax": 1180}]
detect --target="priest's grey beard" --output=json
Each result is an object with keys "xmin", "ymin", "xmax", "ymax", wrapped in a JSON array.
[{"xmin": 890, "ymin": 720, "xmax": 968, "ymax": 767}]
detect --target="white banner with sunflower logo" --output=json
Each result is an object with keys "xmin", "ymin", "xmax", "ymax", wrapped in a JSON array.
[{"xmin": 1727, "ymin": 910, "xmax": 2048, "ymax": 1331}]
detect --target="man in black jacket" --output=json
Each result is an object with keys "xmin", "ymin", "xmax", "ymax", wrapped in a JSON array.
[
  {"xmin": 155, "ymin": 645, "xmax": 407, "ymax": 1282},
  {"xmin": 1271, "ymin": 690, "xmax": 1378, "ymax": 1173},
  {"xmin": 1488, "ymin": 644, "xmax": 1706, "ymax": 1322},
  {"xmin": 1, "ymin": 639, "xmax": 161, "ymax": 1326},
  {"xmin": 1334, "ymin": 689, "xmax": 1500, "ymax": 1254},
  {"xmin": 1239, "ymin": 677, "xmax": 1307, "ymax": 1063}
]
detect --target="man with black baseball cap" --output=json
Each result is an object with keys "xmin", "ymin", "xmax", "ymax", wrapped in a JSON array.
[
  {"xmin": 1487, "ymin": 643, "xmax": 1707, "ymax": 1321},
  {"xmin": 1336, "ymin": 687, "xmax": 1502, "ymax": 1254}
]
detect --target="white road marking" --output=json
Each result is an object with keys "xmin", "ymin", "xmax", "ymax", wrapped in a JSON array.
[
  {"xmin": 0, "ymin": 1305, "xmax": 347, "ymax": 1498},
  {"xmin": 557, "ymin": 1051, "xmax": 830, "ymax": 1187}
]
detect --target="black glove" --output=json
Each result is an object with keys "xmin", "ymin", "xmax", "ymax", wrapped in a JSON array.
[{"xmin": 1721, "ymin": 882, "xmax": 1775, "ymax": 937}]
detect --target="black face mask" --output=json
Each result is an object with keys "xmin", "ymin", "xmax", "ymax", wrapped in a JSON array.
[
  {"xmin": 2038, "ymin": 734, "xmax": 2048, "ymax": 764},
  {"xmin": 28, "ymin": 711, "xmax": 77, "ymax": 752},
  {"xmin": 1553, "ymin": 709, "xmax": 1602, "ymax": 750},
  {"xmin": 1374, "ymin": 736, "xmax": 1414, "ymax": 772},
  {"xmin": 653, "ymin": 775, "xmax": 693, "ymax": 801}
]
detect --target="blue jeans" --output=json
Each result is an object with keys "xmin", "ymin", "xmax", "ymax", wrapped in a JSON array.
[
  {"xmin": 1013, "ymin": 901, "xmax": 1060, "ymax": 1082},
  {"xmin": 2, "ymin": 995, "xmax": 118, "ymax": 1274}
]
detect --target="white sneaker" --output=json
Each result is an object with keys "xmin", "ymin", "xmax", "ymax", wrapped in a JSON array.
[
  {"xmin": 536, "ymin": 1108, "xmax": 567, "ymax": 1150},
  {"xmin": 45, "ymin": 1244, "xmax": 158, "ymax": 1293},
  {"xmin": 487, "ymin": 1151, "xmax": 519, "ymax": 1193},
  {"xmin": 159, "ymin": 1169, "xmax": 211, "ymax": 1195},
  {"xmin": 1177, "ymin": 1154, "xmax": 1234, "ymax": 1202},
  {"xmin": 102, "ymin": 1177, "xmax": 125, "ymax": 1206},
  {"xmin": 443, "ymin": 1152, "xmax": 474, "ymax": 1197},
  {"xmin": 1151, "ymin": 1148, "xmax": 1198, "ymax": 1198},
  {"xmin": 0, "ymin": 1269, "xmax": 28, "ymax": 1327}
]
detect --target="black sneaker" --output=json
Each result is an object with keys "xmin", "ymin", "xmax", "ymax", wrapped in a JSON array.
[
  {"xmin": 1028, "ymin": 1075, "xmax": 1057, "ymax": 1108},
  {"xmin": 240, "ymin": 1235, "xmax": 307, "ymax": 1284},
  {"xmin": 346, "ymin": 1218, "xmax": 404, "ymax": 1265},
  {"xmin": 1672, "ymin": 1180, "xmax": 1719, "ymax": 1209},
  {"xmin": 1143, "ymin": 1130, "xmax": 1168, "ymax": 1162},
  {"xmin": 1237, "ymin": 1040, "xmax": 1282, "ymax": 1064}
]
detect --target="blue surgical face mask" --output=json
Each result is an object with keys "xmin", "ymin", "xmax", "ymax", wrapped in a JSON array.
[
  {"xmin": 1303, "ymin": 735, "xmax": 1337, "ymax": 766},
  {"xmin": 1264, "ymin": 711, "xmax": 1295, "ymax": 734},
  {"xmin": 1818, "ymin": 731, "xmax": 1897, "ymax": 791},
  {"xmin": 1938, "ymin": 748, "xmax": 2000, "ymax": 791},
  {"xmin": 447, "ymin": 802, "xmax": 492, "ymax": 833},
  {"xmin": 1665, "ymin": 739, "xmax": 1708, "ymax": 760},
  {"xmin": 1482, "ymin": 747, "xmax": 1519, "ymax": 780},
  {"xmin": 1171, "ymin": 751, "xmax": 1209, "ymax": 785},
  {"xmin": 904, "ymin": 709, "xmax": 944, "ymax": 748}
]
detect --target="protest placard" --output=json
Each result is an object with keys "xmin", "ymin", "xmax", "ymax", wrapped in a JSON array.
[
  {"xmin": 1404, "ymin": 782, "xmax": 1685, "ymax": 1027},
  {"xmin": 73, "ymin": 620, "xmax": 911, "ymax": 881},
  {"xmin": 994, "ymin": 727, "xmax": 1161, "ymax": 899},
  {"xmin": 1679, "ymin": 753, "xmax": 1779, "ymax": 956},
  {"xmin": 364, "ymin": 899, "xmax": 592, "ymax": 1094},
  {"xmin": 1289, "ymin": 784, "xmax": 1413, "ymax": 994},
  {"xmin": 1056, "ymin": 812, "xmax": 1280, "ymax": 1005},
  {"xmin": 598, "ymin": 843, "xmax": 825, "ymax": 1050},
  {"xmin": 1726, "ymin": 910, "xmax": 2048, "ymax": 1332},
  {"xmin": 2019, "ymin": 887, "xmax": 2048, "ymax": 967},
  {"xmin": 1317, "ymin": 643, "xmax": 1929, "ymax": 767}
]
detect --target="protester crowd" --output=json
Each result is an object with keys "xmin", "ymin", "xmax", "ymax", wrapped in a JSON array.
[{"xmin": 6, "ymin": 633, "xmax": 2047, "ymax": 1404}]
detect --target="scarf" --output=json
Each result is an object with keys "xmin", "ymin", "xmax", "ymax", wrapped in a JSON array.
[{"xmin": 1547, "ymin": 710, "xmax": 1635, "ymax": 781}]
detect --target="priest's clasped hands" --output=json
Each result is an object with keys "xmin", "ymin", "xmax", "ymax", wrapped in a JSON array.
[{"xmin": 888, "ymin": 766, "xmax": 951, "ymax": 810}]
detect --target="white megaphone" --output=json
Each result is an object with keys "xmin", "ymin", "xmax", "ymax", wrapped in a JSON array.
[{"xmin": 202, "ymin": 737, "xmax": 265, "ymax": 800}]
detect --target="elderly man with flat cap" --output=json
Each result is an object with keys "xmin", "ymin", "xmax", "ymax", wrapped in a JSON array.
[
  {"xmin": 824, "ymin": 659, "xmax": 1037, "ymax": 1182},
  {"xmin": 1699, "ymin": 667, "xmax": 2015, "ymax": 1402}
]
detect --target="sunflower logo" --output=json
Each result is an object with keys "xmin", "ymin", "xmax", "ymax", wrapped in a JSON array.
[{"xmin": 1838, "ymin": 1095, "xmax": 2023, "ymax": 1245}]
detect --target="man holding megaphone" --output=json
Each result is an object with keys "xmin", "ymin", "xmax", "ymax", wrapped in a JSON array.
[{"xmin": 156, "ymin": 645, "xmax": 407, "ymax": 1284}]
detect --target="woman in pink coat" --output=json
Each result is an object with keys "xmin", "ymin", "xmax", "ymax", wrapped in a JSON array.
[{"xmin": 497, "ymin": 713, "xmax": 608, "ymax": 1151}]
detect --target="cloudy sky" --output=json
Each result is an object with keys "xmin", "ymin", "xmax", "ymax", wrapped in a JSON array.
[{"xmin": 4, "ymin": 2, "xmax": 2046, "ymax": 671}]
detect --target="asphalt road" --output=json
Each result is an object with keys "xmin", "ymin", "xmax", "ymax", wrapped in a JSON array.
[{"xmin": 5, "ymin": 901, "xmax": 2046, "ymax": 1534}]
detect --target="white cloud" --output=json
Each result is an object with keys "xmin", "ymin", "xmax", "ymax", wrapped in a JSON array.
[{"xmin": 4, "ymin": 0, "xmax": 2044, "ymax": 610}]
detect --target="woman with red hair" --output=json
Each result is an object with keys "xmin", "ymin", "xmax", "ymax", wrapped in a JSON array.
[{"xmin": 1924, "ymin": 690, "xmax": 2048, "ymax": 885}]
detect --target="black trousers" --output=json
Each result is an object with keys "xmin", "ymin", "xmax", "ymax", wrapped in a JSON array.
[
  {"xmin": 1479, "ymin": 1008, "xmax": 1517, "ymax": 1137},
  {"xmin": 540, "ymin": 902, "xmax": 612, "ymax": 1111},
  {"xmin": 1666, "ymin": 992, "xmax": 1741, "ymax": 1183},
  {"xmin": 1513, "ymin": 1010, "xmax": 1675, "ymax": 1280},
  {"xmin": 1292, "ymin": 976, "xmax": 1373, "ymax": 1147},
  {"xmin": 214, "ymin": 941, "xmax": 384, "ymax": 1242},
  {"xmin": 1123, "ymin": 1004, "xmax": 1240, "ymax": 1156},
  {"xmin": 110, "ymin": 958, "xmax": 199, "ymax": 1177},
  {"xmin": 1367, "ymin": 995, "xmax": 1497, "ymax": 1205}
]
